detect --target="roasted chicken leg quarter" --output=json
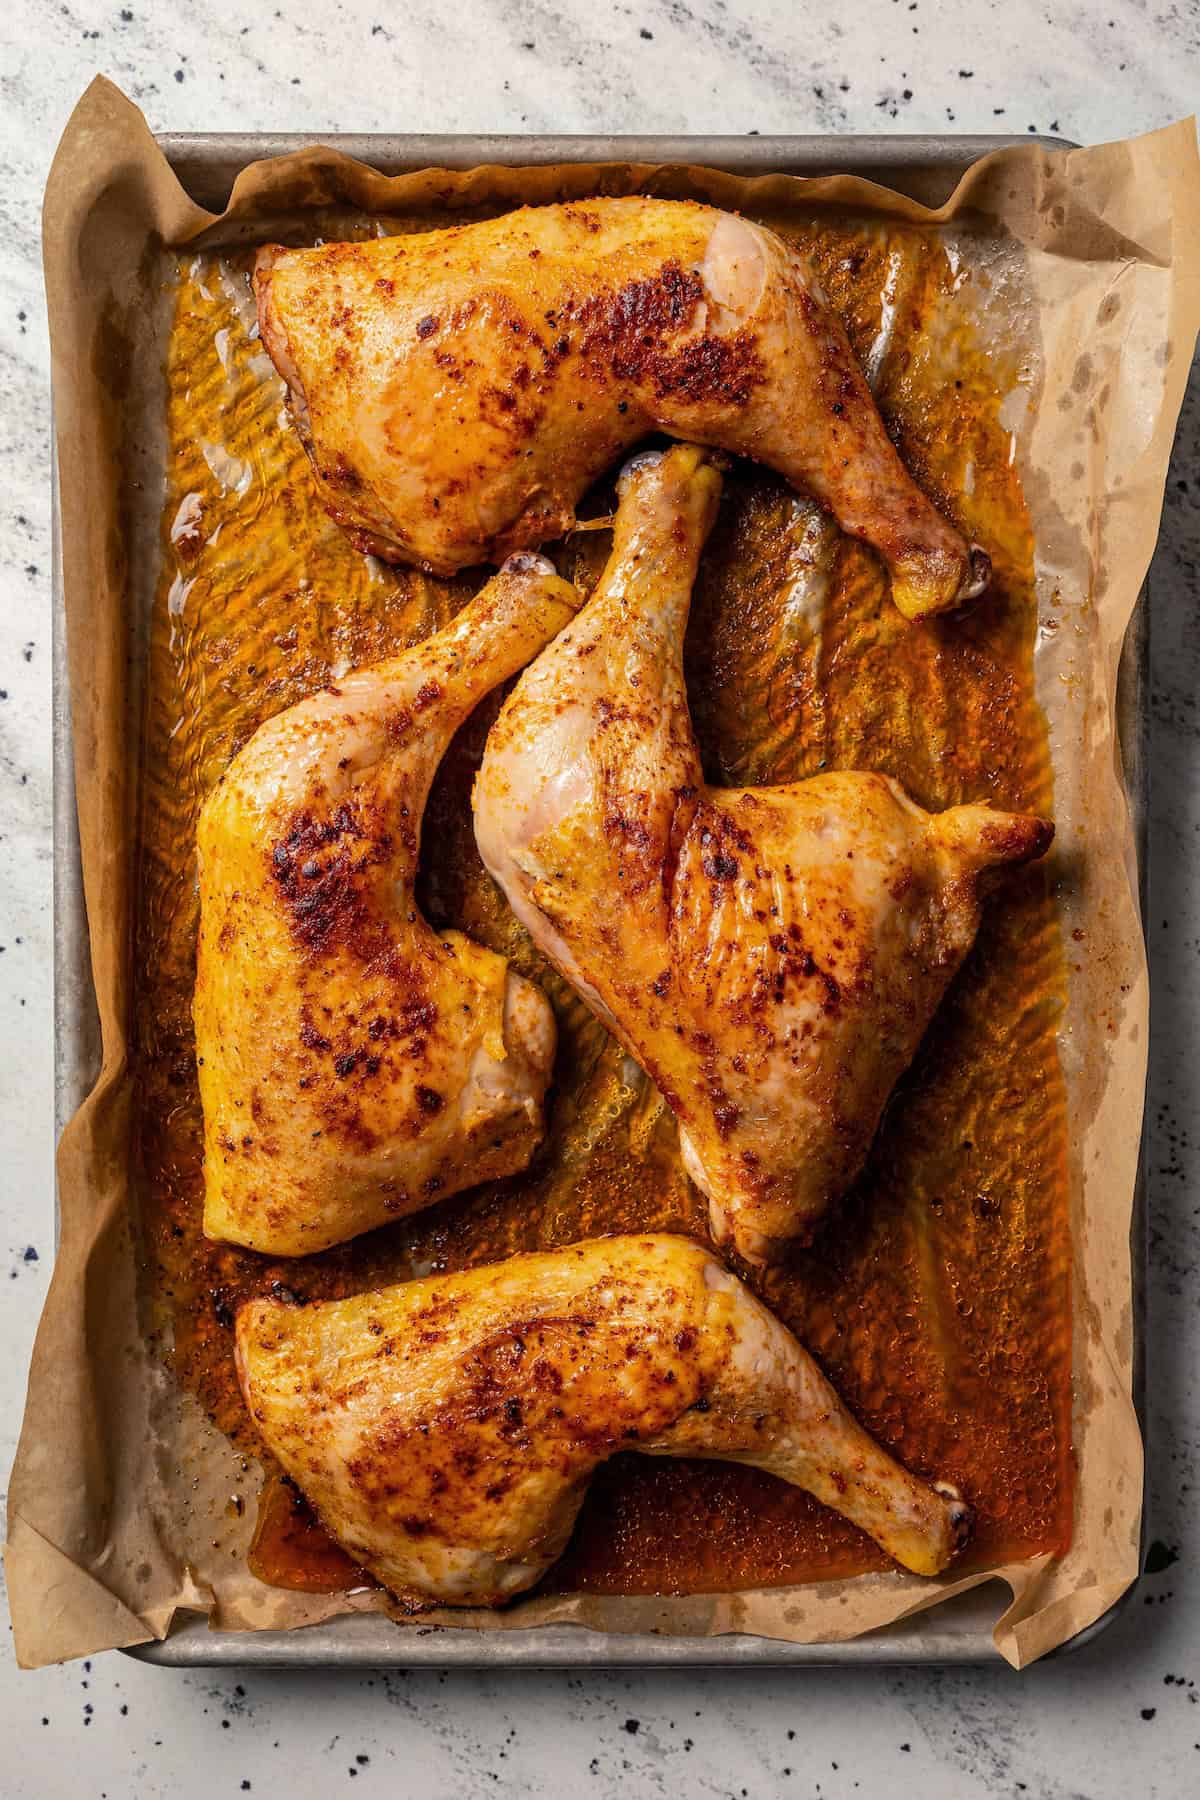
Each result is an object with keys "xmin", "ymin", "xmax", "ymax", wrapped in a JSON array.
[
  {"xmin": 474, "ymin": 445, "xmax": 1053, "ymax": 1263},
  {"xmin": 195, "ymin": 555, "xmax": 578, "ymax": 1256},
  {"xmin": 256, "ymin": 196, "xmax": 987, "ymax": 621},
  {"xmin": 236, "ymin": 1234, "xmax": 972, "ymax": 1605}
]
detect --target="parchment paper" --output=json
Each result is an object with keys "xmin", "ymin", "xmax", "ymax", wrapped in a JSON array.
[{"xmin": 7, "ymin": 75, "xmax": 1198, "ymax": 1669}]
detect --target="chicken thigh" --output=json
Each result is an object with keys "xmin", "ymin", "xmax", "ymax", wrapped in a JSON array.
[
  {"xmin": 474, "ymin": 446, "xmax": 1053, "ymax": 1263},
  {"xmin": 255, "ymin": 196, "xmax": 986, "ymax": 621},
  {"xmin": 236, "ymin": 1233, "xmax": 971, "ymax": 1605},
  {"xmin": 196, "ymin": 555, "xmax": 578, "ymax": 1256}
]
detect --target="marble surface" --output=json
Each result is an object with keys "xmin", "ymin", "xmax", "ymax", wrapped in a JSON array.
[{"xmin": 1, "ymin": 1, "xmax": 1197, "ymax": 1794}]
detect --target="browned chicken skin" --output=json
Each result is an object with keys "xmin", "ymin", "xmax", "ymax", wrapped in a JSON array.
[
  {"xmin": 195, "ymin": 556, "xmax": 578, "ymax": 1256},
  {"xmin": 474, "ymin": 446, "xmax": 1053, "ymax": 1263},
  {"xmin": 236, "ymin": 1234, "xmax": 972, "ymax": 1606},
  {"xmin": 255, "ymin": 196, "xmax": 987, "ymax": 622}
]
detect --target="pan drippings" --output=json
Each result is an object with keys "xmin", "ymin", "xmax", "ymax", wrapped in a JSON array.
[{"xmin": 132, "ymin": 210, "xmax": 1073, "ymax": 1598}]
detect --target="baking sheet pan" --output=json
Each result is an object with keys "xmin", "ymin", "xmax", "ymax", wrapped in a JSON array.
[{"xmin": 49, "ymin": 131, "xmax": 1147, "ymax": 1667}]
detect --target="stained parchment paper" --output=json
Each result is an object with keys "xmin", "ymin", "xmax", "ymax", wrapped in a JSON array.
[{"xmin": 7, "ymin": 76, "xmax": 1198, "ymax": 1669}]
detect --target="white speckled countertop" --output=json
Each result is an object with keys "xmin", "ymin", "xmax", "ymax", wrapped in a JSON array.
[{"xmin": 1, "ymin": 1, "xmax": 1197, "ymax": 1794}]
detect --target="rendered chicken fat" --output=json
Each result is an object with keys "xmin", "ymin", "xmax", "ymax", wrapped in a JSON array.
[
  {"xmin": 137, "ymin": 219, "xmax": 1075, "ymax": 1603},
  {"xmin": 236, "ymin": 1234, "xmax": 972, "ymax": 1607}
]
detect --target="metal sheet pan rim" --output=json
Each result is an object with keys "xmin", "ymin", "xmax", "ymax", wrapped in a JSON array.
[{"xmin": 49, "ymin": 129, "xmax": 1142, "ymax": 1669}]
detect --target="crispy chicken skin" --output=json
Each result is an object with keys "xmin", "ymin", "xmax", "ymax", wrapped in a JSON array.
[
  {"xmin": 236, "ymin": 1233, "xmax": 972, "ymax": 1605},
  {"xmin": 255, "ymin": 196, "xmax": 987, "ymax": 621},
  {"xmin": 195, "ymin": 556, "xmax": 578, "ymax": 1257},
  {"xmin": 474, "ymin": 447, "xmax": 1053, "ymax": 1263}
]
